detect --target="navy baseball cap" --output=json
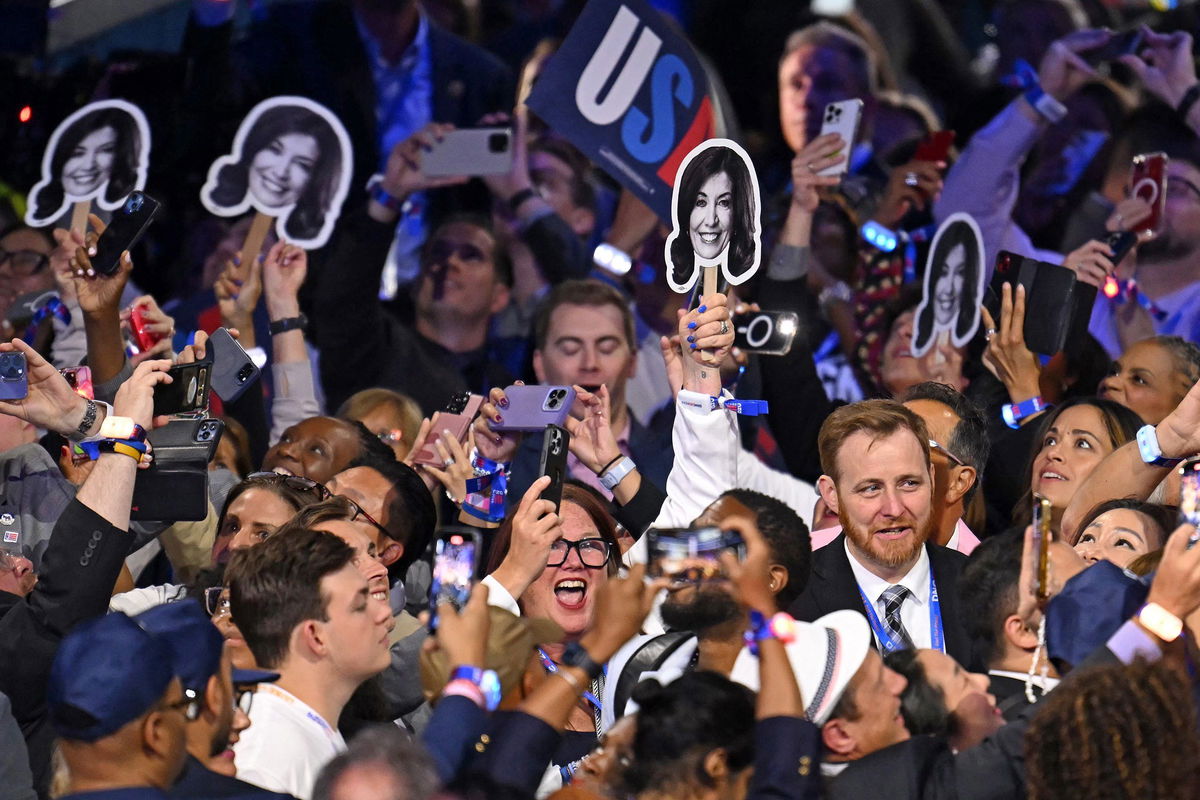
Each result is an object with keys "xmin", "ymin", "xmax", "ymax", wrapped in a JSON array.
[
  {"xmin": 47, "ymin": 613, "xmax": 176, "ymax": 742},
  {"xmin": 136, "ymin": 600, "xmax": 279, "ymax": 693}
]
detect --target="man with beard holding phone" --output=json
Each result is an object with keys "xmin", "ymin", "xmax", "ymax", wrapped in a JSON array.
[{"xmin": 789, "ymin": 400, "xmax": 973, "ymax": 667}]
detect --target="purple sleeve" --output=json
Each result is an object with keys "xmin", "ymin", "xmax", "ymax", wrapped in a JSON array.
[{"xmin": 1106, "ymin": 619, "xmax": 1163, "ymax": 664}]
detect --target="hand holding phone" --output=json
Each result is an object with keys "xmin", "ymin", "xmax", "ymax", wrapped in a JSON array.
[
  {"xmin": 428, "ymin": 528, "xmax": 480, "ymax": 632},
  {"xmin": 1032, "ymin": 494, "xmax": 1053, "ymax": 601},
  {"xmin": 0, "ymin": 353, "xmax": 28, "ymax": 401},
  {"xmin": 60, "ymin": 366, "xmax": 93, "ymax": 401},
  {"xmin": 412, "ymin": 393, "xmax": 484, "ymax": 467},
  {"xmin": 538, "ymin": 424, "xmax": 569, "ymax": 511},
  {"xmin": 91, "ymin": 192, "xmax": 160, "ymax": 276},
  {"xmin": 816, "ymin": 100, "xmax": 864, "ymax": 177},
  {"xmin": 646, "ymin": 527, "xmax": 746, "ymax": 586}
]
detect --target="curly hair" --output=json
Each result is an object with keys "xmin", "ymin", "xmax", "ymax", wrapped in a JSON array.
[
  {"xmin": 669, "ymin": 144, "xmax": 759, "ymax": 285},
  {"xmin": 1025, "ymin": 660, "xmax": 1200, "ymax": 800}
]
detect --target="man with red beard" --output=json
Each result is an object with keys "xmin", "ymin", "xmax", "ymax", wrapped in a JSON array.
[{"xmin": 789, "ymin": 400, "xmax": 973, "ymax": 667}]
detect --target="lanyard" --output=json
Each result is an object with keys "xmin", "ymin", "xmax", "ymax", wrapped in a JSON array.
[
  {"xmin": 856, "ymin": 571, "xmax": 944, "ymax": 653},
  {"xmin": 536, "ymin": 647, "xmax": 604, "ymax": 717}
]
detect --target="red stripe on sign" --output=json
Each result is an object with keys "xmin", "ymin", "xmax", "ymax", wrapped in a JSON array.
[{"xmin": 656, "ymin": 95, "xmax": 716, "ymax": 188}]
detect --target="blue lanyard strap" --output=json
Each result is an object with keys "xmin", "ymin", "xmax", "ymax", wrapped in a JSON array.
[
  {"xmin": 856, "ymin": 571, "xmax": 944, "ymax": 653},
  {"xmin": 537, "ymin": 647, "xmax": 603, "ymax": 711}
]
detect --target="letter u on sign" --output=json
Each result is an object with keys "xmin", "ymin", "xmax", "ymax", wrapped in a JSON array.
[{"xmin": 575, "ymin": 5, "xmax": 663, "ymax": 126}]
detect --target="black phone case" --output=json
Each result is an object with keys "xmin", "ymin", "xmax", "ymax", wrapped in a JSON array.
[
  {"xmin": 538, "ymin": 424, "xmax": 570, "ymax": 511},
  {"xmin": 986, "ymin": 252, "xmax": 1077, "ymax": 355},
  {"xmin": 207, "ymin": 328, "xmax": 261, "ymax": 403},
  {"xmin": 153, "ymin": 362, "xmax": 211, "ymax": 417},
  {"xmin": 148, "ymin": 418, "xmax": 224, "ymax": 462},
  {"xmin": 131, "ymin": 462, "xmax": 209, "ymax": 521},
  {"xmin": 92, "ymin": 192, "xmax": 160, "ymax": 276}
]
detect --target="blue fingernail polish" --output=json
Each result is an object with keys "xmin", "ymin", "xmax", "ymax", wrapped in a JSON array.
[
  {"xmin": 698, "ymin": 305, "xmax": 707, "ymax": 313},
  {"xmin": 686, "ymin": 335, "xmax": 694, "ymax": 342},
  {"xmin": 233, "ymin": 256, "xmax": 241, "ymax": 265},
  {"xmin": 687, "ymin": 322, "xmax": 696, "ymax": 330},
  {"xmin": 689, "ymin": 343, "xmax": 697, "ymax": 350}
]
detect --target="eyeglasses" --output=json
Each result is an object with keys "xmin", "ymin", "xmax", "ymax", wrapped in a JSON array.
[
  {"xmin": 159, "ymin": 691, "xmax": 202, "ymax": 722},
  {"xmin": 233, "ymin": 686, "xmax": 256, "ymax": 715},
  {"xmin": 547, "ymin": 538, "xmax": 613, "ymax": 569},
  {"xmin": 928, "ymin": 439, "xmax": 965, "ymax": 467},
  {"xmin": 0, "ymin": 247, "xmax": 49, "ymax": 276},
  {"xmin": 204, "ymin": 587, "xmax": 231, "ymax": 619},
  {"xmin": 245, "ymin": 472, "xmax": 332, "ymax": 502},
  {"xmin": 377, "ymin": 429, "xmax": 404, "ymax": 445},
  {"xmin": 342, "ymin": 495, "xmax": 392, "ymax": 542}
]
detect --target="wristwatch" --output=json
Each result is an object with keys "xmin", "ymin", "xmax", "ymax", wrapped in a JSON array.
[
  {"xmin": 69, "ymin": 399, "xmax": 113, "ymax": 442},
  {"xmin": 1136, "ymin": 424, "xmax": 1182, "ymax": 468},
  {"xmin": 561, "ymin": 642, "xmax": 604, "ymax": 680},
  {"xmin": 1137, "ymin": 602, "xmax": 1183, "ymax": 642}
]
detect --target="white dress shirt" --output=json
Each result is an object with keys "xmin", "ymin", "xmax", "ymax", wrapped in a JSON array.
[{"xmin": 844, "ymin": 540, "xmax": 937, "ymax": 650}]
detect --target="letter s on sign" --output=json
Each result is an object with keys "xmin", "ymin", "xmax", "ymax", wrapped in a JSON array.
[
  {"xmin": 622, "ymin": 53, "xmax": 692, "ymax": 164},
  {"xmin": 575, "ymin": 5, "xmax": 662, "ymax": 126}
]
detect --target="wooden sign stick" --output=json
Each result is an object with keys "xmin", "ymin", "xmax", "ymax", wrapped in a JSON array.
[
  {"xmin": 69, "ymin": 201, "xmax": 90, "ymax": 239},
  {"xmin": 699, "ymin": 265, "xmax": 721, "ymax": 365},
  {"xmin": 237, "ymin": 211, "xmax": 274, "ymax": 274}
]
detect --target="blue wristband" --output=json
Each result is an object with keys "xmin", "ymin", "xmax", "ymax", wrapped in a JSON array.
[
  {"xmin": 861, "ymin": 221, "xmax": 899, "ymax": 253},
  {"xmin": 449, "ymin": 665, "xmax": 501, "ymax": 711},
  {"xmin": 1002, "ymin": 396, "xmax": 1050, "ymax": 429}
]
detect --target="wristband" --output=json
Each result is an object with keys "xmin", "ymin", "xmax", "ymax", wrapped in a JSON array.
[
  {"xmin": 677, "ymin": 390, "xmax": 769, "ymax": 417},
  {"xmin": 861, "ymin": 221, "xmax": 899, "ymax": 253},
  {"xmin": 1023, "ymin": 85, "xmax": 1068, "ymax": 124},
  {"xmin": 599, "ymin": 456, "xmax": 636, "ymax": 491},
  {"xmin": 817, "ymin": 281, "xmax": 852, "ymax": 307},
  {"xmin": 1002, "ymin": 396, "xmax": 1050, "ymax": 429},
  {"xmin": 561, "ymin": 641, "xmax": 604, "ymax": 680},
  {"xmin": 593, "ymin": 243, "xmax": 632, "ymax": 276},
  {"xmin": 99, "ymin": 439, "xmax": 147, "ymax": 462},
  {"xmin": 96, "ymin": 415, "xmax": 146, "ymax": 443},
  {"xmin": 441, "ymin": 679, "xmax": 486, "ymax": 709},
  {"xmin": 366, "ymin": 175, "xmax": 405, "ymax": 213},
  {"xmin": 1137, "ymin": 602, "xmax": 1183, "ymax": 642},
  {"xmin": 268, "ymin": 314, "xmax": 308, "ymax": 336},
  {"xmin": 1137, "ymin": 424, "xmax": 1183, "ymax": 468},
  {"xmin": 449, "ymin": 665, "xmax": 501, "ymax": 711},
  {"xmin": 1178, "ymin": 84, "xmax": 1200, "ymax": 121},
  {"xmin": 507, "ymin": 187, "xmax": 539, "ymax": 213},
  {"xmin": 744, "ymin": 610, "xmax": 798, "ymax": 656}
]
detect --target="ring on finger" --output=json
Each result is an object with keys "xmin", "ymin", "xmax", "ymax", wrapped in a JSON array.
[
  {"xmin": 719, "ymin": 319, "xmax": 729, "ymax": 335},
  {"xmin": 904, "ymin": 171, "xmax": 919, "ymax": 188},
  {"xmin": 985, "ymin": 328, "xmax": 997, "ymax": 341},
  {"xmin": 442, "ymin": 457, "xmax": 455, "ymax": 468},
  {"xmin": 806, "ymin": 162, "xmax": 815, "ymax": 173}
]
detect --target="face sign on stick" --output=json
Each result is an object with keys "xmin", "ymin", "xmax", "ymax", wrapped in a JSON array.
[
  {"xmin": 200, "ymin": 96, "xmax": 353, "ymax": 250},
  {"xmin": 25, "ymin": 100, "xmax": 151, "ymax": 227},
  {"xmin": 911, "ymin": 213, "xmax": 985, "ymax": 357},
  {"xmin": 664, "ymin": 139, "xmax": 762, "ymax": 294}
]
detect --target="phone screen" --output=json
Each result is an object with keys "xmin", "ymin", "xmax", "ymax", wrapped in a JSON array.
[
  {"xmin": 646, "ymin": 527, "xmax": 746, "ymax": 585},
  {"xmin": 429, "ymin": 531, "xmax": 478, "ymax": 630},
  {"xmin": 61, "ymin": 366, "xmax": 94, "ymax": 400},
  {"xmin": 1032, "ymin": 493, "xmax": 1052, "ymax": 600},
  {"xmin": 1180, "ymin": 460, "xmax": 1200, "ymax": 549}
]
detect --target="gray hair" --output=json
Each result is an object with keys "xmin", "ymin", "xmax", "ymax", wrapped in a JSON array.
[{"xmin": 312, "ymin": 724, "xmax": 440, "ymax": 800}]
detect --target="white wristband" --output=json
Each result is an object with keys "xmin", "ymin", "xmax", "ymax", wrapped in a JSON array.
[{"xmin": 599, "ymin": 456, "xmax": 636, "ymax": 490}]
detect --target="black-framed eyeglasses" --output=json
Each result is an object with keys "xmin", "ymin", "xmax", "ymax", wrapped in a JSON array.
[
  {"xmin": 203, "ymin": 586, "xmax": 231, "ymax": 619},
  {"xmin": 341, "ymin": 495, "xmax": 392, "ymax": 542},
  {"xmin": 928, "ymin": 439, "xmax": 965, "ymax": 467},
  {"xmin": 159, "ymin": 690, "xmax": 202, "ymax": 722},
  {"xmin": 245, "ymin": 472, "xmax": 332, "ymax": 502},
  {"xmin": 0, "ymin": 247, "xmax": 49, "ymax": 276},
  {"xmin": 233, "ymin": 686, "xmax": 255, "ymax": 715},
  {"xmin": 547, "ymin": 537, "xmax": 612, "ymax": 569}
]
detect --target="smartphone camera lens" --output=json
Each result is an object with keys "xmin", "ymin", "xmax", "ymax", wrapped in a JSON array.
[
  {"xmin": 0, "ymin": 356, "xmax": 23, "ymax": 381},
  {"xmin": 197, "ymin": 422, "xmax": 215, "ymax": 442},
  {"xmin": 488, "ymin": 132, "xmax": 509, "ymax": 153},
  {"xmin": 236, "ymin": 364, "xmax": 254, "ymax": 383},
  {"xmin": 125, "ymin": 193, "xmax": 143, "ymax": 213}
]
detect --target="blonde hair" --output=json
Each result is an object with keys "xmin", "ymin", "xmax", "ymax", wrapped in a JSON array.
[{"xmin": 337, "ymin": 388, "xmax": 423, "ymax": 454}]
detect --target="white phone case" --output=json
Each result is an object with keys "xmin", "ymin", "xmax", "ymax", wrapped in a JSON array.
[
  {"xmin": 817, "ymin": 99, "xmax": 864, "ymax": 177},
  {"xmin": 423, "ymin": 128, "xmax": 514, "ymax": 176}
]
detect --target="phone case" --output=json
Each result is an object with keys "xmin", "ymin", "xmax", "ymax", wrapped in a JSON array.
[
  {"xmin": 412, "ymin": 394, "xmax": 484, "ymax": 467},
  {"xmin": 131, "ymin": 463, "xmax": 209, "ymax": 521},
  {"xmin": 153, "ymin": 362, "xmax": 211, "ymax": 417},
  {"xmin": 986, "ymin": 252, "xmax": 1077, "ymax": 356},
  {"xmin": 207, "ymin": 327, "xmax": 261, "ymax": 403},
  {"xmin": 60, "ymin": 366, "xmax": 94, "ymax": 401},
  {"xmin": 1131, "ymin": 152, "xmax": 1167, "ymax": 237},
  {"xmin": 92, "ymin": 192, "xmax": 161, "ymax": 276},
  {"xmin": 148, "ymin": 418, "xmax": 224, "ymax": 462},
  {"xmin": 817, "ymin": 100, "xmax": 864, "ymax": 177},
  {"xmin": 538, "ymin": 425, "xmax": 569, "ymax": 511},
  {"xmin": 489, "ymin": 385, "xmax": 576, "ymax": 432},
  {"xmin": 423, "ymin": 128, "xmax": 514, "ymax": 176},
  {"xmin": 913, "ymin": 130, "xmax": 956, "ymax": 163},
  {"xmin": 732, "ymin": 311, "xmax": 800, "ymax": 356},
  {"xmin": 0, "ymin": 353, "xmax": 27, "ymax": 401},
  {"xmin": 130, "ymin": 304, "xmax": 165, "ymax": 353}
]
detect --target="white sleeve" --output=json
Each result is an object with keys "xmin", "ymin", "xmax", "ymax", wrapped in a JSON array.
[
  {"xmin": 269, "ymin": 359, "xmax": 322, "ymax": 444},
  {"xmin": 731, "ymin": 446, "xmax": 820, "ymax": 530},
  {"xmin": 481, "ymin": 573, "xmax": 521, "ymax": 615}
]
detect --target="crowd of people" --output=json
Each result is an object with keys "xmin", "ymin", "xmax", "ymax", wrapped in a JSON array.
[{"xmin": 7, "ymin": 0, "xmax": 1200, "ymax": 798}]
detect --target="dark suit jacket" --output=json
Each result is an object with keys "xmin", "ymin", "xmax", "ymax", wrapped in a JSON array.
[
  {"xmin": 987, "ymin": 673, "xmax": 1048, "ymax": 723},
  {"xmin": 171, "ymin": 755, "xmax": 294, "ymax": 799},
  {"xmin": 788, "ymin": 534, "xmax": 973, "ymax": 669},
  {"xmin": 0, "ymin": 500, "xmax": 135, "ymax": 798}
]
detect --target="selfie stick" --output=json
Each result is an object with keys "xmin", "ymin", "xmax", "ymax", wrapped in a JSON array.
[{"xmin": 238, "ymin": 211, "xmax": 274, "ymax": 272}]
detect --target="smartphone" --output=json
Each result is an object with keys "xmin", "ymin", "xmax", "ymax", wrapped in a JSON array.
[
  {"xmin": 91, "ymin": 192, "xmax": 161, "ymax": 276},
  {"xmin": 913, "ymin": 130, "xmax": 956, "ymax": 163},
  {"xmin": 0, "ymin": 352, "xmax": 27, "ymax": 401},
  {"xmin": 538, "ymin": 424, "xmax": 569, "ymax": 511},
  {"xmin": 1180, "ymin": 459, "xmax": 1200, "ymax": 548},
  {"xmin": 1130, "ymin": 152, "xmax": 1168, "ymax": 237},
  {"xmin": 985, "ymin": 251, "xmax": 1077, "ymax": 355},
  {"xmin": 129, "ymin": 303, "xmax": 165, "ymax": 354},
  {"xmin": 147, "ymin": 417, "xmax": 225, "ymax": 462},
  {"xmin": 60, "ymin": 365, "xmax": 93, "ymax": 400},
  {"xmin": 1032, "ymin": 493, "xmax": 1053, "ymax": 601},
  {"xmin": 131, "ymin": 419, "xmax": 224, "ymax": 521},
  {"xmin": 427, "ymin": 528, "xmax": 480, "ymax": 631},
  {"xmin": 646, "ymin": 527, "xmax": 746, "ymax": 585},
  {"xmin": 732, "ymin": 310, "xmax": 799, "ymax": 356},
  {"xmin": 1083, "ymin": 29, "xmax": 1145, "ymax": 66},
  {"xmin": 817, "ymin": 100, "xmax": 864, "ymax": 177},
  {"xmin": 411, "ymin": 392, "xmax": 484, "ymax": 467},
  {"xmin": 207, "ymin": 327, "xmax": 260, "ymax": 403},
  {"xmin": 488, "ymin": 385, "xmax": 576, "ymax": 432},
  {"xmin": 153, "ymin": 361, "xmax": 210, "ymax": 417},
  {"xmin": 423, "ymin": 128, "xmax": 514, "ymax": 176},
  {"xmin": 1105, "ymin": 230, "xmax": 1138, "ymax": 268}
]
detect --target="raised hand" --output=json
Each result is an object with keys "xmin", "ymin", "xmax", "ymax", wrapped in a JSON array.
[
  {"xmin": 873, "ymin": 159, "xmax": 945, "ymax": 228},
  {"xmin": 719, "ymin": 515, "xmax": 778, "ymax": 616},
  {"xmin": 1038, "ymin": 29, "xmax": 1108, "ymax": 101},
  {"xmin": 1062, "ymin": 239, "xmax": 1115, "ymax": 289},
  {"xmin": 377, "ymin": 122, "xmax": 468, "ymax": 204},
  {"xmin": 486, "ymin": 476, "xmax": 560, "ymax": 601},
  {"xmin": 215, "ymin": 254, "xmax": 263, "ymax": 334},
  {"xmin": 981, "ymin": 283, "xmax": 1042, "ymax": 405},
  {"xmin": 121, "ymin": 296, "xmax": 176, "ymax": 364},
  {"xmin": 563, "ymin": 384, "xmax": 621, "ymax": 476},
  {"xmin": 474, "ymin": 384, "xmax": 524, "ymax": 464},
  {"xmin": 69, "ymin": 214, "xmax": 133, "ymax": 316},
  {"xmin": 423, "ymin": 426, "xmax": 477, "ymax": 504},
  {"xmin": 1154, "ymin": 378, "xmax": 1200, "ymax": 461},
  {"xmin": 430, "ymin": 583, "xmax": 491, "ymax": 670},
  {"xmin": 678, "ymin": 292, "xmax": 733, "ymax": 376},
  {"xmin": 113, "ymin": 358, "xmax": 175, "ymax": 431},
  {"xmin": 0, "ymin": 338, "xmax": 89, "ymax": 436},
  {"xmin": 1120, "ymin": 28, "xmax": 1197, "ymax": 110},
  {"xmin": 480, "ymin": 107, "xmax": 534, "ymax": 208},
  {"xmin": 1145, "ymin": 522, "xmax": 1200, "ymax": 622},
  {"xmin": 790, "ymin": 133, "xmax": 846, "ymax": 213},
  {"xmin": 579, "ymin": 563, "xmax": 667, "ymax": 662},
  {"xmin": 262, "ymin": 241, "xmax": 307, "ymax": 319}
]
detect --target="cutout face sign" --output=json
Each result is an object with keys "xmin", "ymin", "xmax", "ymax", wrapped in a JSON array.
[
  {"xmin": 911, "ymin": 213, "xmax": 985, "ymax": 357},
  {"xmin": 25, "ymin": 100, "xmax": 151, "ymax": 227},
  {"xmin": 664, "ymin": 139, "xmax": 762, "ymax": 294},
  {"xmin": 200, "ymin": 96, "xmax": 352, "ymax": 249}
]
